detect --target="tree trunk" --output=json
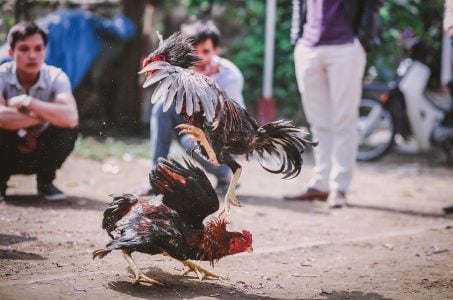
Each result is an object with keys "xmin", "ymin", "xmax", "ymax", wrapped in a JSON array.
[
  {"xmin": 14, "ymin": 0, "xmax": 31, "ymax": 21},
  {"xmin": 111, "ymin": 0, "xmax": 147, "ymax": 134}
]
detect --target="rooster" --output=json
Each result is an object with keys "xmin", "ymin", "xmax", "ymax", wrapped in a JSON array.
[
  {"xmin": 140, "ymin": 32, "xmax": 316, "ymax": 215},
  {"xmin": 92, "ymin": 158, "xmax": 253, "ymax": 285}
]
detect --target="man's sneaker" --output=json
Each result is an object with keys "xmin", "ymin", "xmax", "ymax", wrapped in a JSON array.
[
  {"xmin": 38, "ymin": 183, "xmax": 66, "ymax": 201},
  {"xmin": 443, "ymin": 205, "xmax": 453, "ymax": 214},
  {"xmin": 327, "ymin": 191, "xmax": 348, "ymax": 209},
  {"xmin": 284, "ymin": 187, "xmax": 329, "ymax": 201},
  {"xmin": 0, "ymin": 183, "xmax": 6, "ymax": 202}
]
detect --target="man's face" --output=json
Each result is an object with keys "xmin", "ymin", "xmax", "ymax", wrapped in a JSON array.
[
  {"xmin": 193, "ymin": 38, "xmax": 219, "ymax": 69},
  {"xmin": 8, "ymin": 33, "xmax": 46, "ymax": 76}
]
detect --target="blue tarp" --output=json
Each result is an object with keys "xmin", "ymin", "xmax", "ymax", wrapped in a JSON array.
[{"xmin": 0, "ymin": 9, "xmax": 136, "ymax": 90}]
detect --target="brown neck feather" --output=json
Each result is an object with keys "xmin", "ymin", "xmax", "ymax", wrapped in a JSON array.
[{"xmin": 187, "ymin": 217, "xmax": 232, "ymax": 266}]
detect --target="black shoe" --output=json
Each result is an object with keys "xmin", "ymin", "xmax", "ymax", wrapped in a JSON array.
[
  {"xmin": 0, "ymin": 183, "xmax": 6, "ymax": 202},
  {"xmin": 38, "ymin": 183, "xmax": 66, "ymax": 201},
  {"xmin": 443, "ymin": 205, "xmax": 453, "ymax": 214}
]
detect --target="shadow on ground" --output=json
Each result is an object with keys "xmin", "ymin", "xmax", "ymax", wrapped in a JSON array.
[
  {"xmin": 3, "ymin": 195, "xmax": 107, "ymax": 211},
  {"xmin": 0, "ymin": 233, "xmax": 37, "ymax": 246},
  {"xmin": 108, "ymin": 265, "xmax": 288, "ymax": 300},
  {"xmin": 238, "ymin": 194, "xmax": 329, "ymax": 215},
  {"xmin": 326, "ymin": 290, "xmax": 393, "ymax": 300},
  {"xmin": 348, "ymin": 203, "xmax": 453, "ymax": 220},
  {"xmin": 0, "ymin": 249, "xmax": 46, "ymax": 261},
  {"xmin": 108, "ymin": 268, "xmax": 394, "ymax": 300}
]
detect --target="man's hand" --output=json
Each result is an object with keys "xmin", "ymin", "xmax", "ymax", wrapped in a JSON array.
[
  {"xmin": 8, "ymin": 94, "xmax": 32, "ymax": 109},
  {"xmin": 193, "ymin": 63, "xmax": 220, "ymax": 76},
  {"xmin": 448, "ymin": 27, "xmax": 453, "ymax": 38}
]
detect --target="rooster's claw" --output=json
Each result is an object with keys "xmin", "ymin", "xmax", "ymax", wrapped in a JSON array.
[
  {"xmin": 175, "ymin": 124, "xmax": 220, "ymax": 166},
  {"xmin": 181, "ymin": 259, "xmax": 226, "ymax": 282}
]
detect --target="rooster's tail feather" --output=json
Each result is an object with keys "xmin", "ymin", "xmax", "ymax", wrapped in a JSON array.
[
  {"xmin": 253, "ymin": 120, "xmax": 316, "ymax": 178},
  {"xmin": 102, "ymin": 194, "xmax": 139, "ymax": 238},
  {"xmin": 92, "ymin": 248, "xmax": 111, "ymax": 259}
]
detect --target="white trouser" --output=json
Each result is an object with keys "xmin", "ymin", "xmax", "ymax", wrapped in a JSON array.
[{"xmin": 294, "ymin": 40, "xmax": 366, "ymax": 193}]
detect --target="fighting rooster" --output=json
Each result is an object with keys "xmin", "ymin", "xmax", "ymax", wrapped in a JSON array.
[
  {"xmin": 140, "ymin": 32, "xmax": 316, "ymax": 214},
  {"xmin": 93, "ymin": 158, "xmax": 252, "ymax": 285}
]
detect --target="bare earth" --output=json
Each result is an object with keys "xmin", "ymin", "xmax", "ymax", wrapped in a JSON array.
[{"xmin": 0, "ymin": 148, "xmax": 452, "ymax": 300}]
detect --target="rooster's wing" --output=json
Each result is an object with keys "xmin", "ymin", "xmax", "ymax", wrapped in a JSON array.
[
  {"xmin": 141, "ymin": 61, "xmax": 227, "ymax": 123},
  {"xmin": 149, "ymin": 158, "xmax": 219, "ymax": 230}
]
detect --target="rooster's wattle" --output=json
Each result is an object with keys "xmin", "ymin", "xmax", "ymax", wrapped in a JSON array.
[{"xmin": 93, "ymin": 158, "xmax": 253, "ymax": 285}]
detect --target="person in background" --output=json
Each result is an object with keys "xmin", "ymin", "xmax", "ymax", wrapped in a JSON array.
[
  {"xmin": 442, "ymin": 0, "xmax": 453, "ymax": 214},
  {"xmin": 285, "ymin": 0, "xmax": 383, "ymax": 208},
  {"xmin": 0, "ymin": 21, "xmax": 79, "ymax": 201},
  {"xmin": 142, "ymin": 19, "xmax": 245, "ymax": 195}
]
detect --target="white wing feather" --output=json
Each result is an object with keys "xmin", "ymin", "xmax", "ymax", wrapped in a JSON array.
[{"xmin": 142, "ymin": 61, "xmax": 224, "ymax": 122}]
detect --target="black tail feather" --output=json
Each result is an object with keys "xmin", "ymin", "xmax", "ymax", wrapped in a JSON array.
[
  {"xmin": 253, "ymin": 120, "xmax": 316, "ymax": 178},
  {"xmin": 102, "ymin": 193, "xmax": 139, "ymax": 238},
  {"xmin": 92, "ymin": 248, "xmax": 111, "ymax": 259}
]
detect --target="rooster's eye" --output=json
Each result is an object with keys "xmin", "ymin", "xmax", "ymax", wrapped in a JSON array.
[{"xmin": 152, "ymin": 55, "xmax": 166, "ymax": 62}]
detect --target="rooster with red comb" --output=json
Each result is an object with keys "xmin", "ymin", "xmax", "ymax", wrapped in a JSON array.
[
  {"xmin": 140, "ymin": 31, "xmax": 316, "ymax": 216},
  {"xmin": 93, "ymin": 158, "xmax": 253, "ymax": 285}
]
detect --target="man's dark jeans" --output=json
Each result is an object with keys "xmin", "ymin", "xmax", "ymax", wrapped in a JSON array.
[{"xmin": 0, "ymin": 126, "xmax": 78, "ymax": 185}]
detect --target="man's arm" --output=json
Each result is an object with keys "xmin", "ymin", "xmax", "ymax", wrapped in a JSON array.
[
  {"xmin": 21, "ymin": 93, "xmax": 78, "ymax": 128},
  {"xmin": 357, "ymin": 0, "xmax": 384, "ymax": 52},
  {"xmin": 215, "ymin": 60, "xmax": 245, "ymax": 108},
  {"xmin": 445, "ymin": 0, "xmax": 453, "ymax": 36},
  {"xmin": 7, "ymin": 71, "xmax": 79, "ymax": 129},
  {"xmin": 0, "ymin": 96, "xmax": 44, "ymax": 130}
]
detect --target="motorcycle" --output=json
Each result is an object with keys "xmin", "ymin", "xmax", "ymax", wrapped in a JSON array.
[{"xmin": 357, "ymin": 40, "xmax": 453, "ymax": 165}]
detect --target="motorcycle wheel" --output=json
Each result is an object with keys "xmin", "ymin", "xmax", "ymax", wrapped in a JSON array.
[{"xmin": 357, "ymin": 98, "xmax": 395, "ymax": 161}]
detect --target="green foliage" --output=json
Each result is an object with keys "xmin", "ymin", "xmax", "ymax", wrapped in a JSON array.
[
  {"xmin": 230, "ymin": 0, "xmax": 301, "ymax": 119},
  {"xmin": 177, "ymin": 0, "xmax": 444, "ymax": 122},
  {"xmin": 1, "ymin": 0, "xmax": 445, "ymax": 127},
  {"xmin": 73, "ymin": 136, "xmax": 150, "ymax": 161},
  {"xmin": 370, "ymin": 0, "xmax": 444, "ymax": 82}
]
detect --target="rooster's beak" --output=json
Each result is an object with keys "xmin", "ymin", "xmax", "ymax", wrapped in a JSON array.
[
  {"xmin": 138, "ymin": 62, "xmax": 155, "ymax": 75},
  {"xmin": 246, "ymin": 247, "xmax": 253, "ymax": 254}
]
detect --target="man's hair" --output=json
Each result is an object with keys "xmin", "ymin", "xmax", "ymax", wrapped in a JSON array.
[
  {"xmin": 181, "ymin": 19, "xmax": 221, "ymax": 48},
  {"xmin": 7, "ymin": 21, "xmax": 48, "ymax": 49}
]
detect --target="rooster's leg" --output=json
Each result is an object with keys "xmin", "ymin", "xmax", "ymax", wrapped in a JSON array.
[
  {"xmin": 122, "ymin": 251, "xmax": 163, "ymax": 285},
  {"xmin": 176, "ymin": 124, "xmax": 220, "ymax": 166},
  {"xmin": 162, "ymin": 252, "xmax": 224, "ymax": 282},
  {"xmin": 181, "ymin": 259, "xmax": 225, "ymax": 282},
  {"xmin": 219, "ymin": 166, "xmax": 242, "ymax": 216}
]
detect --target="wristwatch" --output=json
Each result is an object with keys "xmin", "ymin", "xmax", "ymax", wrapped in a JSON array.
[{"xmin": 22, "ymin": 95, "xmax": 32, "ymax": 109}]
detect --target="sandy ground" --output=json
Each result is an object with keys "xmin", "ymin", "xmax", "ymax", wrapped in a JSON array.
[{"xmin": 0, "ymin": 147, "xmax": 452, "ymax": 300}]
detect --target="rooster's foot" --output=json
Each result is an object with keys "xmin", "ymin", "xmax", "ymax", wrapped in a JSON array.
[
  {"xmin": 122, "ymin": 251, "xmax": 163, "ymax": 285},
  {"xmin": 176, "ymin": 124, "xmax": 220, "ymax": 166},
  {"xmin": 218, "ymin": 167, "xmax": 243, "ymax": 217},
  {"xmin": 181, "ymin": 260, "xmax": 225, "ymax": 282},
  {"xmin": 219, "ymin": 190, "xmax": 242, "ymax": 217},
  {"xmin": 133, "ymin": 272, "xmax": 163, "ymax": 285}
]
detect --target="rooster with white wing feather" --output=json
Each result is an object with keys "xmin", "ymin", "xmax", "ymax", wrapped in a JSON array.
[{"xmin": 140, "ymin": 32, "xmax": 316, "ymax": 215}]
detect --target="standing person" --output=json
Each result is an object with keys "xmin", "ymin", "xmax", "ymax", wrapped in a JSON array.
[
  {"xmin": 0, "ymin": 21, "xmax": 79, "ymax": 201},
  {"xmin": 442, "ymin": 0, "xmax": 453, "ymax": 214},
  {"xmin": 284, "ymin": 0, "xmax": 382, "ymax": 208},
  {"xmin": 142, "ymin": 19, "xmax": 245, "ymax": 195}
]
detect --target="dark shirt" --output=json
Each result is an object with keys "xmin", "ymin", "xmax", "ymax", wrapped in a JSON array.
[{"xmin": 301, "ymin": 0, "xmax": 354, "ymax": 47}]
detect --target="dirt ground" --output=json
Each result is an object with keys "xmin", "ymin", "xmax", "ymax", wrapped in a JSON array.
[{"xmin": 0, "ymin": 147, "xmax": 452, "ymax": 300}]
